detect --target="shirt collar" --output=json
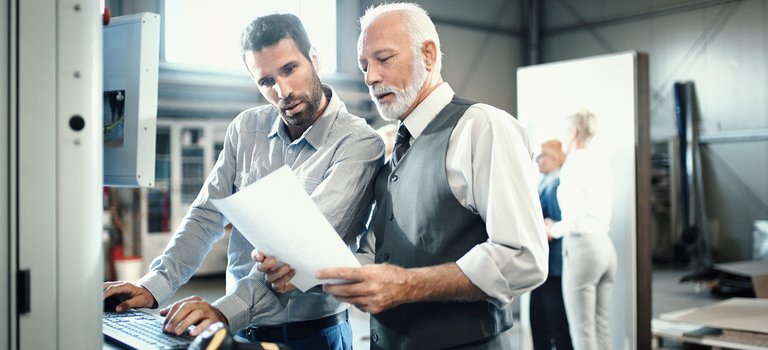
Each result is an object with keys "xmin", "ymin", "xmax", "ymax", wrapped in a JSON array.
[
  {"xmin": 401, "ymin": 82, "xmax": 454, "ymax": 140},
  {"xmin": 539, "ymin": 168, "xmax": 560, "ymax": 193},
  {"xmin": 541, "ymin": 168, "xmax": 560, "ymax": 184},
  {"xmin": 268, "ymin": 84, "xmax": 345, "ymax": 148}
]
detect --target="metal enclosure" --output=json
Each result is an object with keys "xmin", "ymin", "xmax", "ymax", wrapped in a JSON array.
[
  {"xmin": 4, "ymin": 0, "xmax": 103, "ymax": 348},
  {"xmin": 1, "ymin": 0, "xmax": 9, "ymax": 346},
  {"xmin": 103, "ymin": 13, "xmax": 159, "ymax": 188}
]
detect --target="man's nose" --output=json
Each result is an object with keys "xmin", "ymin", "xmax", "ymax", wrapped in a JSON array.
[
  {"xmin": 274, "ymin": 77, "xmax": 292, "ymax": 99},
  {"xmin": 365, "ymin": 65, "xmax": 382, "ymax": 87}
]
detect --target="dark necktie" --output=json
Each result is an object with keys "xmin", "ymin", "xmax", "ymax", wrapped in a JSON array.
[{"xmin": 393, "ymin": 123, "xmax": 412, "ymax": 167}]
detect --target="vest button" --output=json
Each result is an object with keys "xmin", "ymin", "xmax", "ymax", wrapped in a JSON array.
[
  {"xmin": 391, "ymin": 175, "xmax": 398, "ymax": 182},
  {"xmin": 382, "ymin": 252, "xmax": 390, "ymax": 261},
  {"xmin": 388, "ymin": 213, "xmax": 394, "ymax": 221},
  {"xmin": 372, "ymin": 333, "xmax": 379, "ymax": 343}
]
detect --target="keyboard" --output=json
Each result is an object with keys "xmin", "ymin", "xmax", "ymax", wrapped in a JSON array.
[{"xmin": 103, "ymin": 310, "xmax": 195, "ymax": 350}]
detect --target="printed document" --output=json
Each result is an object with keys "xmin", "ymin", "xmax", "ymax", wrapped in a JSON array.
[{"xmin": 211, "ymin": 166, "xmax": 360, "ymax": 291}]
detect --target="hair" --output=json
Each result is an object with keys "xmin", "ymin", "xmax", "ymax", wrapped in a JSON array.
[
  {"xmin": 541, "ymin": 139, "xmax": 564, "ymax": 157},
  {"xmin": 359, "ymin": 2, "xmax": 443, "ymax": 72},
  {"xmin": 240, "ymin": 13, "xmax": 313, "ymax": 62},
  {"xmin": 568, "ymin": 109, "xmax": 597, "ymax": 145}
]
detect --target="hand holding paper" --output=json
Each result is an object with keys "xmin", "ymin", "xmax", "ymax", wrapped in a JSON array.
[
  {"xmin": 211, "ymin": 166, "xmax": 361, "ymax": 292},
  {"xmin": 253, "ymin": 251, "xmax": 296, "ymax": 293}
]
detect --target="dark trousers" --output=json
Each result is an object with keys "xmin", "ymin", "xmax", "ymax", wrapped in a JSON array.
[{"xmin": 530, "ymin": 276, "xmax": 573, "ymax": 350}]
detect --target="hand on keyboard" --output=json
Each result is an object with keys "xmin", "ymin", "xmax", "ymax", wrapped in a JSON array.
[
  {"xmin": 160, "ymin": 295, "xmax": 229, "ymax": 337},
  {"xmin": 103, "ymin": 280, "xmax": 158, "ymax": 312},
  {"xmin": 104, "ymin": 310, "xmax": 194, "ymax": 350}
]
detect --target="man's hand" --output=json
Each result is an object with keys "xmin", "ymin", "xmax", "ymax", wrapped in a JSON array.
[
  {"xmin": 252, "ymin": 250, "xmax": 296, "ymax": 293},
  {"xmin": 103, "ymin": 281, "xmax": 158, "ymax": 312},
  {"xmin": 544, "ymin": 218, "xmax": 555, "ymax": 241},
  {"xmin": 316, "ymin": 264, "xmax": 412, "ymax": 314},
  {"xmin": 160, "ymin": 296, "xmax": 228, "ymax": 337}
]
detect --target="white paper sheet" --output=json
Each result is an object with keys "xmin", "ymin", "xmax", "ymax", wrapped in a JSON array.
[{"xmin": 211, "ymin": 166, "xmax": 361, "ymax": 292}]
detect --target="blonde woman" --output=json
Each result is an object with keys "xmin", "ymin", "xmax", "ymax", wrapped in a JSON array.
[{"xmin": 546, "ymin": 110, "xmax": 617, "ymax": 350}]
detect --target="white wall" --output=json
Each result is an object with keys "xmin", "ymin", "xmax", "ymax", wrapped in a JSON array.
[
  {"xmin": 540, "ymin": 0, "xmax": 768, "ymax": 261},
  {"xmin": 518, "ymin": 52, "xmax": 648, "ymax": 350}
]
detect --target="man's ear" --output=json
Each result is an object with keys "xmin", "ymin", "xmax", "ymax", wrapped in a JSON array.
[
  {"xmin": 310, "ymin": 47, "xmax": 321, "ymax": 72},
  {"xmin": 422, "ymin": 40, "xmax": 438, "ymax": 71}
]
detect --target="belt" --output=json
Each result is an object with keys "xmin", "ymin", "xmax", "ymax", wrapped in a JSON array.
[{"xmin": 239, "ymin": 311, "xmax": 348, "ymax": 342}]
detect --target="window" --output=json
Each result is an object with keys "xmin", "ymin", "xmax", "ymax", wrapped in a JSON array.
[{"xmin": 164, "ymin": 0, "xmax": 337, "ymax": 73}]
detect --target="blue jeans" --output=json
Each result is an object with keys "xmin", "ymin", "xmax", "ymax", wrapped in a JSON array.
[
  {"xmin": 239, "ymin": 321, "xmax": 353, "ymax": 350},
  {"xmin": 282, "ymin": 321, "xmax": 352, "ymax": 350}
]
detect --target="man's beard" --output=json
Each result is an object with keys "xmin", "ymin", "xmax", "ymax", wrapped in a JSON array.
[
  {"xmin": 278, "ymin": 70, "xmax": 324, "ymax": 127},
  {"xmin": 369, "ymin": 53, "xmax": 427, "ymax": 121}
]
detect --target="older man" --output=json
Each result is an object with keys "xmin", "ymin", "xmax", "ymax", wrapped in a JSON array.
[
  {"xmin": 330, "ymin": 3, "xmax": 550, "ymax": 348},
  {"xmin": 103, "ymin": 13, "xmax": 383, "ymax": 350},
  {"xmin": 260, "ymin": 3, "xmax": 548, "ymax": 349}
]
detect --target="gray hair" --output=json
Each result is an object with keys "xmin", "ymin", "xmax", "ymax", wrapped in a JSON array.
[
  {"xmin": 359, "ymin": 2, "xmax": 443, "ymax": 72},
  {"xmin": 568, "ymin": 109, "xmax": 597, "ymax": 145}
]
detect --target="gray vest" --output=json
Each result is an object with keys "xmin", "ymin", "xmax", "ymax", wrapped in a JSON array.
[{"xmin": 369, "ymin": 97, "xmax": 514, "ymax": 349}]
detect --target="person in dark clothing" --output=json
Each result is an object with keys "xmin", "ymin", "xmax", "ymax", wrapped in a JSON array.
[{"xmin": 530, "ymin": 139, "xmax": 573, "ymax": 350}]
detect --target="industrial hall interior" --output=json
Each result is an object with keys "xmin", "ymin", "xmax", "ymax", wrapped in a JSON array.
[{"xmin": 2, "ymin": 0, "xmax": 767, "ymax": 349}]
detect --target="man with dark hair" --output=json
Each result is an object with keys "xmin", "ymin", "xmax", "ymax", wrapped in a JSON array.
[
  {"xmin": 241, "ymin": 13, "xmax": 312, "ymax": 62},
  {"xmin": 103, "ymin": 13, "xmax": 384, "ymax": 350}
]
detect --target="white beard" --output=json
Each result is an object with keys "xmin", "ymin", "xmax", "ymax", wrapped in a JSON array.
[{"xmin": 369, "ymin": 55, "xmax": 427, "ymax": 121}]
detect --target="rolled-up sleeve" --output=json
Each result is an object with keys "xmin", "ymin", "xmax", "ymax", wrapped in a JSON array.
[
  {"xmin": 450, "ymin": 105, "xmax": 548, "ymax": 306},
  {"xmin": 138, "ymin": 118, "xmax": 240, "ymax": 305}
]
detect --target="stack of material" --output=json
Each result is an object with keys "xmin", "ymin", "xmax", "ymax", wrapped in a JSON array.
[
  {"xmin": 681, "ymin": 260, "xmax": 768, "ymax": 298},
  {"xmin": 658, "ymin": 298, "xmax": 768, "ymax": 348}
]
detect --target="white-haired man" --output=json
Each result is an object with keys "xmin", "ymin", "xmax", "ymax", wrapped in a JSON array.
[
  {"xmin": 324, "ymin": 2, "xmax": 551, "ymax": 348},
  {"xmin": 258, "ymin": 3, "xmax": 548, "ymax": 349}
]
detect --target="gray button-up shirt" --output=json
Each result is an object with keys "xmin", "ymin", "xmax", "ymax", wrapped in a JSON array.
[{"xmin": 138, "ymin": 85, "xmax": 384, "ymax": 331}]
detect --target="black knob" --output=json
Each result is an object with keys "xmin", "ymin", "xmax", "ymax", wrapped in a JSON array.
[{"xmin": 69, "ymin": 115, "xmax": 85, "ymax": 131}]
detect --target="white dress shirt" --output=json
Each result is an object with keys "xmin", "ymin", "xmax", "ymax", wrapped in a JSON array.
[
  {"xmin": 550, "ymin": 148, "xmax": 613, "ymax": 238},
  {"xmin": 360, "ymin": 83, "xmax": 548, "ymax": 305}
]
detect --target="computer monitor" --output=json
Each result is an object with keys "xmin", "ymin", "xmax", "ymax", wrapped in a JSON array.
[{"xmin": 103, "ymin": 13, "xmax": 160, "ymax": 187}]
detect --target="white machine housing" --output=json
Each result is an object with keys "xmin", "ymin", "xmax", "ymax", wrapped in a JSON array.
[
  {"xmin": 3, "ymin": 0, "xmax": 103, "ymax": 349},
  {"xmin": 3, "ymin": 2, "xmax": 160, "ymax": 349},
  {"xmin": 103, "ymin": 13, "xmax": 160, "ymax": 187}
]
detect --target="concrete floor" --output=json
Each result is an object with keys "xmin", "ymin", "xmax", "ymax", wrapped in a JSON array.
[{"xmin": 155, "ymin": 267, "xmax": 722, "ymax": 350}]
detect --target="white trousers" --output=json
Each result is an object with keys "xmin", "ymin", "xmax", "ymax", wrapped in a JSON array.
[{"xmin": 562, "ymin": 233, "xmax": 617, "ymax": 350}]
